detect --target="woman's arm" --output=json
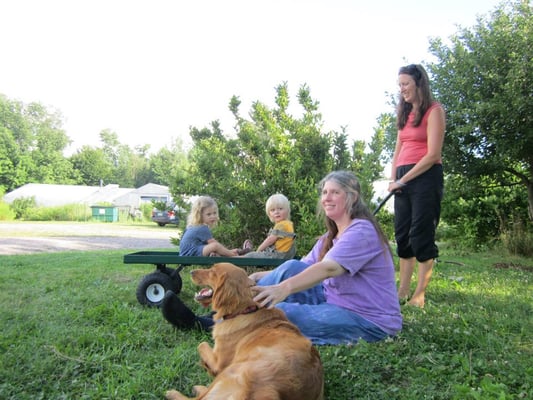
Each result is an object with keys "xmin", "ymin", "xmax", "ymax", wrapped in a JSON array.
[{"xmin": 252, "ymin": 259, "xmax": 345, "ymax": 308}]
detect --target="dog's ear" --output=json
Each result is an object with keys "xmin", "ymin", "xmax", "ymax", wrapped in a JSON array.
[
  {"xmin": 247, "ymin": 277, "xmax": 255, "ymax": 287},
  {"xmin": 212, "ymin": 268, "xmax": 255, "ymax": 313}
]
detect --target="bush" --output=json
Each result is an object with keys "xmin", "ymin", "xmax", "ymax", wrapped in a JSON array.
[
  {"xmin": 28, "ymin": 204, "xmax": 92, "ymax": 221},
  {"xmin": 0, "ymin": 201, "xmax": 15, "ymax": 220},
  {"xmin": 375, "ymin": 210, "xmax": 395, "ymax": 243},
  {"xmin": 140, "ymin": 202, "xmax": 154, "ymax": 220},
  {"xmin": 290, "ymin": 198, "xmax": 323, "ymax": 257},
  {"xmin": 10, "ymin": 196, "xmax": 36, "ymax": 219},
  {"xmin": 501, "ymin": 219, "xmax": 533, "ymax": 257}
]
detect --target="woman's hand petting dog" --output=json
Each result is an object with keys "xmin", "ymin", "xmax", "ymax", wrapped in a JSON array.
[{"xmin": 252, "ymin": 283, "xmax": 290, "ymax": 309}]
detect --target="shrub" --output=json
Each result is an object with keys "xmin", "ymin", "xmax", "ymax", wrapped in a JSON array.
[
  {"xmin": 375, "ymin": 210, "xmax": 395, "ymax": 243},
  {"xmin": 10, "ymin": 196, "xmax": 37, "ymax": 219},
  {"xmin": 501, "ymin": 219, "xmax": 533, "ymax": 257},
  {"xmin": 29, "ymin": 204, "xmax": 92, "ymax": 221},
  {"xmin": 0, "ymin": 201, "xmax": 15, "ymax": 220},
  {"xmin": 140, "ymin": 202, "xmax": 154, "ymax": 220}
]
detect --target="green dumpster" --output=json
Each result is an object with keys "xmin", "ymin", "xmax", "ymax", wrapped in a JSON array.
[{"xmin": 91, "ymin": 206, "xmax": 118, "ymax": 222}]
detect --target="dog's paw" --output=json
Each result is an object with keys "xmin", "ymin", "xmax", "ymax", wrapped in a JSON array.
[
  {"xmin": 200, "ymin": 359, "xmax": 216, "ymax": 376},
  {"xmin": 165, "ymin": 389, "xmax": 189, "ymax": 400},
  {"xmin": 193, "ymin": 385, "xmax": 208, "ymax": 396}
]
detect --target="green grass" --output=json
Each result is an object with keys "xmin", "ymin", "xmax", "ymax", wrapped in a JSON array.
[{"xmin": 0, "ymin": 249, "xmax": 531, "ymax": 399}]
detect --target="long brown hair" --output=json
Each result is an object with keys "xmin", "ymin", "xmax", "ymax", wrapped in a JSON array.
[
  {"xmin": 317, "ymin": 171, "xmax": 391, "ymax": 261},
  {"xmin": 397, "ymin": 64, "xmax": 434, "ymax": 129}
]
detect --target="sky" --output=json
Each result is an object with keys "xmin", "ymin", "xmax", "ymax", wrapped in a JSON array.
[{"xmin": 0, "ymin": 0, "xmax": 504, "ymax": 156}]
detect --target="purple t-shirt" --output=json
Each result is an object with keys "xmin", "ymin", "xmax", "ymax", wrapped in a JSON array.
[{"xmin": 301, "ymin": 219, "xmax": 402, "ymax": 335}]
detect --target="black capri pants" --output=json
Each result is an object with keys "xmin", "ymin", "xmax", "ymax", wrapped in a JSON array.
[{"xmin": 394, "ymin": 164, "xmax": 443, "ymax": 262}]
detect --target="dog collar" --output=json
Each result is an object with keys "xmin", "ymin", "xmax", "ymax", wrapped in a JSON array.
[{"xmin": 221, "ymin": 305, "xmax": 259, "ymax": 321}]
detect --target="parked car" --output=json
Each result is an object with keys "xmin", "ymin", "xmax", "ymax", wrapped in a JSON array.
[{"xmin": 151, "ymin": 209, "xmax": 179, "ymax": 227}]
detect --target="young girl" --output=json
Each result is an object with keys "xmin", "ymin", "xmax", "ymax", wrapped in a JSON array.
[
  {"xmin": 243, "ymin": 193, "xmax": 296, "ymax": 259},
  {"xmin": 179, "ymin": 196, "xmax": 239, "ymax": 257}
]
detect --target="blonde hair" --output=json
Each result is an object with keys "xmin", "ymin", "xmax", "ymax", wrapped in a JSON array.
[
  {"xmin": 187, "ymin": 196, "xmax": 219, "ymax": 227},
  {"xmin": 265, "ymin": 193, "xmax": 291, "ymax": 222}
]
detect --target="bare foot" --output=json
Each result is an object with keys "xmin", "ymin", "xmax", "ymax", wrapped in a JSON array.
[
  {"xmin": 398, "ymin": 290, "xmax": 410, "ymax": 301},
  {"xmin": 406, "ymin": 297, "xmax": 424, "ymax": 308}
]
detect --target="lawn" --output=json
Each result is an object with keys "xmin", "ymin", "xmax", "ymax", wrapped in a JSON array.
[{"xmin": 0, "ymin": 248, "xmax": 531, "ymax": 399}]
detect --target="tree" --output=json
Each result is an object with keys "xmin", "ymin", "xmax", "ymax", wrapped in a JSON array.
[
  {"xmin": 352, "ymin": 117, "xmax": 388, "ymax": 202},
  {"xmin": 98, "ymin": 129, "xmax": 151, "ymax": 187},
  {"xmin": 70, "ymin": 145, "xmax": 114, "ymax": 185},
  {"xmin": 428, "ymin": 0, "xmax": 533, "ymax": 220},
  {"xmin": 174, "ymin": 83, "xmax": 385, "ymax": 253},
  {"xmin": 331, "ymin": 128, "xmax": 351, "ymax": 171},
  {"xmin": 0, "ymin": 95, "xmax": 78, "ymax": 191},
  {"xmin": 148, "ymin": 138, "xmax": 189, "ymax": 187},
  {"xmin": 26, "ymin": 103, "xmax": 79, "ymax": 184}
]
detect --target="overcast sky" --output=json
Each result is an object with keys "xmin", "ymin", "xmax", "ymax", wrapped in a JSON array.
[{"xmin": 0, "ymin": 0, "xmax": 503, "ymax": 155}]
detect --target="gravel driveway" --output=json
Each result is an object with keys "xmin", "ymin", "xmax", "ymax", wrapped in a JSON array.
[{"xmin": 0, "ymin": 222, "xmax": 178, "ymax": 255}]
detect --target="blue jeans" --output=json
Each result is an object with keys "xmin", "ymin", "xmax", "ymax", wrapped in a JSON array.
[{"xmin": 258, "ymin": 260, "xmax": 388, "ymax": 345}]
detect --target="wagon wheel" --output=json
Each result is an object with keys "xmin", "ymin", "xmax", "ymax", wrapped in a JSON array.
[{"xmin": 136, "ymin": 272, "xmax": 182, "ymax": 307}]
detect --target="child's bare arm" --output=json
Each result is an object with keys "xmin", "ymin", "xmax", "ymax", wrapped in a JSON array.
[{"xmin": 256, "ymin": 234, "xmax": 278, "ymax": 252}]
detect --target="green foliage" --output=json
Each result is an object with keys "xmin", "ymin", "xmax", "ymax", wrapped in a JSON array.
[
  {"xmin": 501, "ymin": 218, "xmax": 533, "ymax": 257},
  {"xmin": 0, "ymin": 249, "xmax": 531, "ymax": 399},
  {"xmin": 151, "ymin": 200, "xmax": 168, "ymax": 212},
  {"xmin": 0, "ymin": 95, "xmax": 80, "ymax": 191},
  {"xmin": 17, "ymin": 203, "xmax": 92, "ymax": 221},
  {"xmin": 69, "ymin": 129, "xmax": 160, "ymax": 188},
  {"xmin": 375, "ymin": 209, "xmax": 395, "ymax": 243},
  {"xmin": 148, "ymin": 137, "xmax": 190, "ymax": 187},
  {"xmin": 428, "ymin": 0, "xmax": 533, "ymax": 220},
  {"xmin": 351, "ymin": 119, "xmax": 389, "ymax": 201},
  {"xmin": 9, "ymin": 196, "xmax": 36, "ymax": 219},
  {"xmin": 140, "ymin": 202, "xmax": 154, "ymax": 220},
  {"xmin": 0, "ymin": 191, "xmax": 15, "ymax": 220},
  {"xmin": 174, "ymin": 83, "xmax": 385, "ymax": 253},
  {"xmin": 99, "ymin": 129, "xmax": 152, "ymax": 188},
  {"xmin": 441, "ymin": 173, "xmax": 529, "ymax": 251},
  {"xmin": 70, "ymin": 145, "xmax": 114, "ymax": 186}
]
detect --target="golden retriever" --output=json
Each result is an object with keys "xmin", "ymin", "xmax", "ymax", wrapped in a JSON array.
[{"xmin": 165, "ymin": 262, "xmax": 324, "ymax": 400}]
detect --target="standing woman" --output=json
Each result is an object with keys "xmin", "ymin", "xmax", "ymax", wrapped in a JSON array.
[{"xmin": 388, "ymin": 64, "xmax": 446, "ymax": 308}]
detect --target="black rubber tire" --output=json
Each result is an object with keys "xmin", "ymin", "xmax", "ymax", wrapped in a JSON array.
[{"xmin": 136, "ymin": 272, "xmax": 182, "ymax": 307}]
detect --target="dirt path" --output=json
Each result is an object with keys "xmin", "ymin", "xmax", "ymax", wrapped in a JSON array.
[{"xmin": 0, "ymin": 222, "xmax": 178, "ymax": 255}]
